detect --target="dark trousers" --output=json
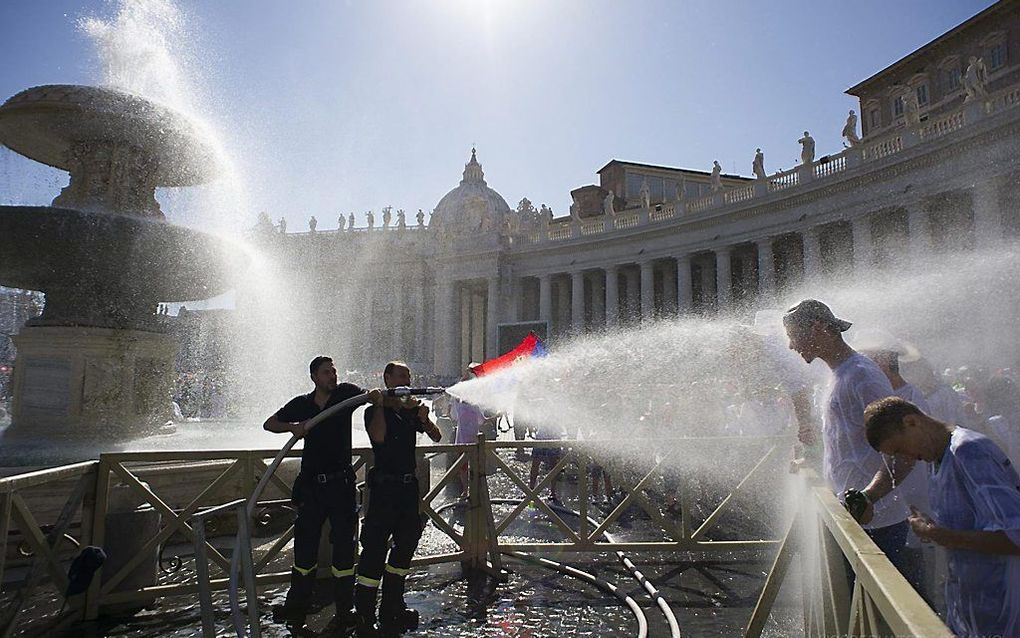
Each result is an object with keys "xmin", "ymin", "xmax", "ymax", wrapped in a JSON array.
[
  {"xmin": 287, "ymin": 469, "xmax": 357, "ymax": 610},
  {"xmin": 355, "ymin": 476, "xmax": 424, "ymax": 617},
  {"xmin": 866, "ymin": 520, "xmax": 915, "ymax": 583}
]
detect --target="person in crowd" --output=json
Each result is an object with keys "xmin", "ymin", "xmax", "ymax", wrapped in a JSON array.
[
  {"xmin": 902, "ymin": 357, "xmax": 967, "ymax": 427},
  {"xmin": 354, "ymin": 362, "xmax": 441, "ymax": 636},
  {"xmin": 263, "ymin": 356, "xmax": 382, "ymax": 631},
  {"xmin": 529, "ymin": 417, "xmax": 566, "ymax": 503},
  {"xmin": 450, "ymin": 365, "xmax": 486, "ymax": 497},
  {"xmin": 860, "ymin": 336, "xmax": 931, "ymax": 599},
  {"xmin": 983, "ymin": 374, "xmax": 1020, "ymax": 464},
  {"xmin": 861, "ymin": 397, "xmax": 1020, "ymax": 638},
  {"xmin": 782, "ymin": 300, "xmax": 914, "ymax": 580}
]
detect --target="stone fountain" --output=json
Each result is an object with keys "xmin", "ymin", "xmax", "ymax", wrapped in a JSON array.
[{"xmin": 0, "ymin": 84, "xmax": 241, "ymax": 437}]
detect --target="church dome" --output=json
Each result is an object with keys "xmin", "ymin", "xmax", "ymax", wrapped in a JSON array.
[{"xmin": 431, "ymin": 148, "xmax": 511, "ymax": 235}]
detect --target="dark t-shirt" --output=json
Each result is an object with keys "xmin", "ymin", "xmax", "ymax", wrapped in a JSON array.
[
  {"xmin": 364, "ymin": 405, "xmax": 421, "ymax": 476},
  {"xmin": 276, "ymin": 382, "xmax": 364, "ymax": 474}
]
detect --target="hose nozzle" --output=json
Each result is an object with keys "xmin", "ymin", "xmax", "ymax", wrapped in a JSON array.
[{"xmin": 384, "ymin": 386, "xmax": 446, "ymax": 397}]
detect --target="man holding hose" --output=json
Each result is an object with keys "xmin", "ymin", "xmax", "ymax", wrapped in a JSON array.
[{"xmin": 264, "ymin": 355, "xmax": 383, "ymax": 631}]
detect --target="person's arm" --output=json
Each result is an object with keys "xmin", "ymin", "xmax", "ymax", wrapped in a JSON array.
[
  {"xmin": 791, "ymin": 388, "xmax": 816, "ymax": 445},
  {"xmin": 909, "ymin": 507, "xmax": 1020, "ymax": 555},
  {"xmin": 418, "ymin": 404, "xmax": 441, "ymax": 442},
  {"xmin": 366, "ymin": 405, "xmax": 387, "ymax": 443},
  {"xmin": 263, "ymin": 413, "xmax": 308, "ymax": 437}
]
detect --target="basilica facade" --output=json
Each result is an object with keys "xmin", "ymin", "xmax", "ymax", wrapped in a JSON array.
[{"xmin": 251, "ymin": 1, "xmax": 1020, "ymax": 381}]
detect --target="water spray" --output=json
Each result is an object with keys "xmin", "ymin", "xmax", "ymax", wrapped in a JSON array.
[{"xmin": 226, "ymin": 385, "xmax": 445, "ymax": 638}]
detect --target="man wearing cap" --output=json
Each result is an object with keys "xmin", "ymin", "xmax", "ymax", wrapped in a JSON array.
[{"xmin": 783, "ymin": 300, "xmax": 913, "ymax": 578}]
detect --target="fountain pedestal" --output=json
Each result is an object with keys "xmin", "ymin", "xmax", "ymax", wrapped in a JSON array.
[{"xmin": 10, "ymin": 327, "xmax": 176, "ymax": 436}]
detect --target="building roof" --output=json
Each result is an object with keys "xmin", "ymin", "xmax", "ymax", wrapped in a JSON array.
[
  {"xmin": 597, "ymin": 159, "xmax": 751, "ymax": 181},
  {"xmin": 845, "ymin": 0, "xmax": 1010, "ymax": 96}
]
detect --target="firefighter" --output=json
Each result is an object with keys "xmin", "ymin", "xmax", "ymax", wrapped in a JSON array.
[
  {"xmin": 264, "ymin": 356, "xmax": 382, "ymax": 631},
  {"xmin": 354, "ymin": 361, "xmax": 441, "ymax": 636}
]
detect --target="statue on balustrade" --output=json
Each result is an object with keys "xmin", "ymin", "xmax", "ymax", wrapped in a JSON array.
[
  {"xmin": 710, "ymin": 161, "xmax": 722, "ymax": 191},
  {"xmin": 752, "ymin": 149, "xmax": 766, "ymax": 180},
  {"xmin": 337, "ymin": 214, "xmax": 346, "ymax": 231},
  {"xmin": 348, "ymin": 212, "xmax": 356, "ymax": 230},
  {"xmin": 417, "ymin": 209, "xmax": 425, "ymax": 227},
  {"xmin": 963, "ymin": 56, "xmax": 989, "ymax": 102},
  {"xmin": 603, "ymin": 189, "xmax": 616, "ymax": 216},
  {"xmin": 397, "ymin": 209, "xmax": 406, "ymax": 228},
  {"xmin": 903, "ymin": 91, "xmax": 921, "ymax": 126},
  {"xmin": 366, "ymin": 210, "xmax": 375, "ymax": 229},
  {"xmin": 278, "ymin": 217, "xmax": 287, "ymax": 234},
  {"xmin": 308, "ymin": 216, "xmax": 317, "ymax": 232},
  {"xmin": 382, "ymin": 206, "xmax": 392, "ymax": 228},
  {"xmin": 539, "ymin": 204, "xmax": 553, "ymax": 223},
  {"xmin": 842, "ymin": 110, "xmax": 860, "ymax": 146},
  {"xmin": 675, "ymin": 177, "xmax": 686, "ymax": 202},
  {"xmin": 638, "ymin": 177, "xmax": 651, "ymax": 209},
  {"xmin": 798, "ymin": 131, "xmax": 815, "ymax": 165}
]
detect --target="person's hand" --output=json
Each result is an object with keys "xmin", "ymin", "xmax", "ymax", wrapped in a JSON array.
[
  {"xmin": 908, "ymin": 506, "xmax": 938, "ymax": 543},
  {"xmin": 417, "ymin": 404, "xmax": 430, "ymax": 422},
  {"xmin": 367, "ymin": 388, "xmax": 384, "ymax": 406},
  {"xmin": 858, "ymin": 498, "xmax": 874, "ymax": 525},
  {"xmin": 426, "ymin": 422, "xmax": 442, "ymax": 442},
  {"xmin": 290, "ymin": 420, "xmax": 310, "ymax": 438}
]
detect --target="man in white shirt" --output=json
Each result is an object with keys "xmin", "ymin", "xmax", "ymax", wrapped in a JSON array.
[{"xmin": 783, "ymin": 300, "xmax": 912, "ymax": 578}]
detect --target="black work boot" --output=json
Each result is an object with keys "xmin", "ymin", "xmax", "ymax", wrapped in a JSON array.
[
  {"xmin": 353, "ymin": 583, "xmax": 381, "ymax": 637},
  {"xmin": 273, "ymin": 568, "xmax": 315, "ymax": 625},
  {"xmin": 378, "ymin": 607, "xmax": 419, "ymax": 635},
  {"xmin": 333, "ymin": 575, "xmax": 357, "ymax": 633}
]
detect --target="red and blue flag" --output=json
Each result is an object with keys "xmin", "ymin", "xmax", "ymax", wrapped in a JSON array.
[{"xmin": 470, "ymin": 331, "xmax": 547, "ymax": 377}]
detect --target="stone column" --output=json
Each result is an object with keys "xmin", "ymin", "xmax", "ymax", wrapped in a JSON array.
[
  {"xmin": 676, "ymin": 255, "xmax": 693, "ymax": 313},
  {"xmin": 973, "ymin": 180, "xmax": 1003, "ymax": 248},
  {"xmin": 412, "ymin": 273, "xmax": 426, "ymax": 365},
  {"xmin": 663, "ymin": 262, "xmax": 678, "ymax": 314},
  {"xmin": 556, "ymin": 277, "xmax": 571, "ymax": 334},
  {"xmin": 851, "ymin": 216, "xmax": 873, "ymax": 272},
  {"xmin": 571, "ymin": 270, "xmax": 585, "ymax": 333},
  {"xmin": 624, "ymin": 267, "xmax": 639, "ymax": 322},
  {"xmin": 390, "ymin": 280, "xmax": 404, "ymax": 358},
  {"xmin": 539, "ymin": 274, "xmax": 552, "ymax": 326},
  {"xmin": 605, "ymin": 265, "xmax": 620, "ymax": 328},
  {"xmin": 591, "ymin": 272, "xmax": 606, "ymax": 327},
  {"xmin": 756, "ymin": 238, "xmax": 775, "ymax": 299},
  {"xmin": 486, "ymin": 277, "xmax": 499, "ymax": 358},
  {"xmin": 640, "ymin": 260, "xmax": 655, "ymax": 322},
  {"xmin": 715, "ymin": 247, "xmax": 732, "ymax": 308},
  {"xmin": 802, "ymin": 227, "xmax": 822, "ymax": 279},
  {"xmin": 433, "ymin": 280, "xmax": 456, "ymax": 377},
  {"xmin": 905, "ymin": 202, "xmax": 930, "ymax": 257}
]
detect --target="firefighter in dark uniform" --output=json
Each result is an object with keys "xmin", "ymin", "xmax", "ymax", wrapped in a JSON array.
[
  {"xmin": 264, "ymin": 355, "xmax": 383, "ymax": 630},
  {"xmin": 355, "ymin": 361, "xmax": 441, "ymax": 636}
]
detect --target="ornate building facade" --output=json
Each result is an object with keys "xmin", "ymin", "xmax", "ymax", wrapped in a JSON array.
[{"xmin": 252, "ymin": 1, "xmax": 1020, "ymax": 381}]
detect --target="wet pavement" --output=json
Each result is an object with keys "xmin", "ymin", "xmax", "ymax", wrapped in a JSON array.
[{"xmin": 3, "ymin": 441, "xmax": 805, "ymax": 637}]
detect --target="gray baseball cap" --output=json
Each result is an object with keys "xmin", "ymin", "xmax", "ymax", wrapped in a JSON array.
[{"xmin": 783, "ymin": 299, "xmax": 852, "ymax": 332}]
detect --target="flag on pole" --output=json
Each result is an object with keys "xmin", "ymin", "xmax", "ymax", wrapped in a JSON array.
[{"xmin": 470, "ymin": 331, "xmax": 547, "ymax": 377}]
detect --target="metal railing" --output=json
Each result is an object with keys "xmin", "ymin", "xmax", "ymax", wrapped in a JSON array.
[
  {"xmin": 743, "ymin": 468, "xmax": 953, "ymax": 638},
  {"xmin": 1, "ymin": 439, "xmax": 957, "ymax": 637}
]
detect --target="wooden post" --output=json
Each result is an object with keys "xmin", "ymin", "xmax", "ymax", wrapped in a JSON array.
[
  {"xmin": 85, "ymin": 457, "xmax": 112, "ymax": 620},
  {"xmin": 0, "ymin": 493, "xmax": 11, "ymax": 592},
  {"xmin": 193, "ymin": 516, "xmax": 216, "ymax": 638},
  {"xmin": 237, "ymin": 505, "xmax": 261, "ymax": 638}
]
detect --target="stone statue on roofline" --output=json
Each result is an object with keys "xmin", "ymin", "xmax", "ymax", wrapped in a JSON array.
[
  {"xmin": 337, "ymin": 214, "xmax": 346, "ymax": 231},
  {"xmin": 842, "ymin": 110, "xmax": 860, "ymax": 146},
  {"xmin": 752, "ymin": 148, "xmax": 766, "ymax": 180},
  {"xmin": 308, "ymin": 216, "xmax": 317, "ymax": 232},
  {"xmin": 397, "ymin": 209, "xmax": 406, "ymax": 228},
  {"xmin": 366, "ymin": 210, "xmax": 374, "ymax": 229},
  {"xmin": 798, "ymin": 131, "xmax": 815, "ymax": 165},
  {"xmin": 675, "ymin": 177, "xmax": 685, "ymax": 202},
  {"xmin": 963, "ymin": 56, "xmax": 988, "ymax": 102},
  {"xmin": 278, "ymin": 217, "xmax": 287, "ymax": 234},
  {"xmin": 710, "ymin": 161, "xmax": 722, "ymax": 191},
  {"xmin": 639, "ymin": 176, "xmax": 651, "ymax": 209},
  {"xmin": 382, "ymin": 206, "xmax": 392, "ymax": 228},
  {"xmin": 417, "ymin": 209, "xmax": 425, "ymax": 227},
  {"xmin": 603, "ymin": 189, "xmax": 616, "ymax": 216},
  {"xmin": 348, "ymin": 212, "xmax": 355, "ymax": 230},
  {"xmin": 539, "ymin": 204, "xmax": 553, "ymax": 223}
]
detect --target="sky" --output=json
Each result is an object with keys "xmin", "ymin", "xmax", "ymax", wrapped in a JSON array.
[{"xmin": 0, "ymin": 0, "xmax": 996, "ymax": 234}]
